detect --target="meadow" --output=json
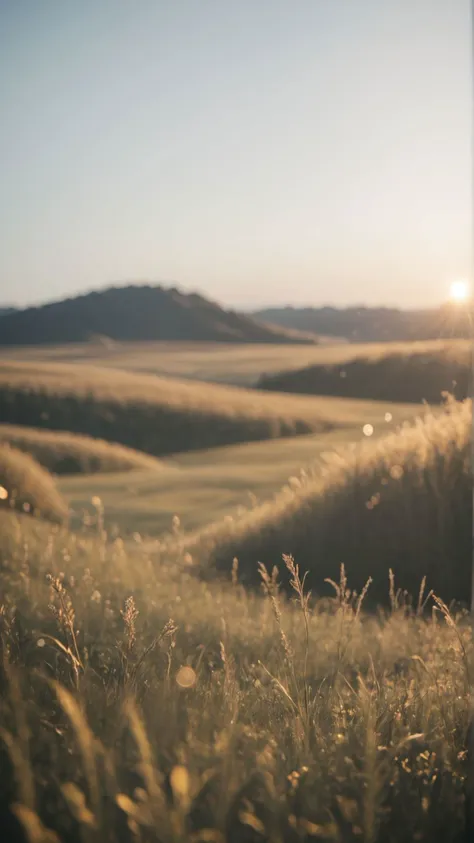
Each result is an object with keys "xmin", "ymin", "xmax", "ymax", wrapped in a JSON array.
[
  {"xmin": 0, "ymin": 359, "xmax": 422, "ymax": 457},
  {"xmin": 182, "ymin": 398, "xmax": 471, "ymax": 606},
  {"xmin": 0, "ymin": 337, "xmax": 466, "ymax": 386},
  {"xmin": 0, "ymin": 504, "xmax": 471, "ymax": 842},
  {"xmin": 59, "ymin": 401, "xmax": 419, "ymax": 540},
  {"xmin": 0, "ymin": 339, "xmax": 472, "ymax": 841}
]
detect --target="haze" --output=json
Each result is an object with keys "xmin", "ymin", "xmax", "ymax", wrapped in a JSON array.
[{"xmin": 0, "ymin": 0, "xmax": 471, "ymax": 310}]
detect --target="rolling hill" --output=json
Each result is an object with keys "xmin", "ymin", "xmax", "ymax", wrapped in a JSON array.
[
  {"xmin": 0, "ymin": 424, "xmax": 163, "ymax": 475},
  {"xmin": 59, "ymin": 400, "xmax": 420, "ymax": 540},
  {"xmin": 0, "ymin": 284, "xmax": 317, "ymax": 346},
  {"xmin": 185, "ymin": 398, "xmax": 471, "ymax": 605},
  {"xmin": 253, "ymin": 303, "xmax": 471, "ymax": 342},
  {"xmin": 0, "ymin": 359, "xmax": 417, "ymax": 457},
  {"xmin": 257, "ymin": 340, "xmax": 470, "ymax": 404},
  {"xmin": 0, "ymin": 443, "xmax": 68, "ymax": 523}
]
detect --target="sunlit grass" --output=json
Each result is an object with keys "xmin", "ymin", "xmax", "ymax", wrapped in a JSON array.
[
  {"xmin": 0, "ymin": 424, "xmax": 163, "ymax": 475},
  {"xmin": 0, "ymin": 507, "xmax": 470, "ymax": 842},
  {"xmin": 58, "ymin": 404, "xmax": 422, "ymax": 541},
  {"xmin": 0, "ymin": 359, "xmax": 421, "ymax": 457},
  {"xmin": 0, "ymin": 337, "xmax": 466, "ymax": 387},
  {"xmin": 183, "ymin": 397, "xmax": 471, "ymax": 606},
  {"xmin": 0, "ymin": 375, "xmax": 471, "ymax": 840},
  {"xmin": 0, "ymin": 444, "xmax": 68, "ymax": 524}
]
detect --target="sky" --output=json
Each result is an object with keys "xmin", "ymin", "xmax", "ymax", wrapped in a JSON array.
[{"xmin": 0, "ymin": 0, "xmax": 472, "ymax": 311}]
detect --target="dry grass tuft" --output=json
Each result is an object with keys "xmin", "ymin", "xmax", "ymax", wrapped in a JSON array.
[
  {"xmin": 0, "ymin": 424, "xmax": 163, "ymax": 475},
  {"xmin": 185, "ymin": 397, "xmax": 472, "ymax": 605},
  {"xmin": 0, "ymin": 507, "xmax": 471, "ymax": 841},
  {"xmin": 0, "ymin": 444, "xmax": 68, "ymax": 523}
]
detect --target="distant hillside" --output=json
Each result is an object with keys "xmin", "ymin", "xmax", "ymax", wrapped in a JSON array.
[
  {"xmin": 0, "ymin": 285, "xmax": 316, "ymax": 346},
  {"xmin": 257, "ymin": 340, "xmax": 470, "ymax": 404},
  {"xmin": 253, "ymin": 304, "xmax": 471, "ymax": 342}
]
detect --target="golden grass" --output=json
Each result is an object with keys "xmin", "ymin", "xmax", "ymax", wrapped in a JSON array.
[
  {"xmin": 0, "ymin": 508, "xmax": 471, "ymax": 841},
  {"xmin": 0, "ymin": 424, "xmax": 163, "ymax": 475},
  {"xmin": 0, "ymin": 337, "xmax": 466, "ymax": 386},
  {"xmin": 0, "ymin": 359, "xmax": 421, "ymax": 456},
  {"xmin": 0, "ymin": 444, "xmax": 68, "ymax": 523},
  {"xmin": 258, "ymin": 340, "xmax": 470, "ymax": 403},
  {"xmin": 58, "ymin": 400, "xmax": 423, "ymax": 541},
  {"xmin": 182, "ymin": 398, "xmax": 472, "ymax": 606}
]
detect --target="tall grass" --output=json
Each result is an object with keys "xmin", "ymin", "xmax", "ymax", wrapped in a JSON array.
[
  {"xmin": 0, "ymin": 424, "xmax": 163, "ymax": 475},
  {"xmin": 0, "ymin": 444, "xmax": 68, "ymax": 523},
  {"xmin": 0, "ymin": 509, "xmax": 471, "ymax": 841},
  {"xmin": 184, "ymin": 398, "xmax": 472, "ymax": 606}
]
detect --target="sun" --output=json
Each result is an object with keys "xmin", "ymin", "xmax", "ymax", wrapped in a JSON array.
[{"xmin": 449, "ymin": 279, "xmax": 470, "ymax": 303}]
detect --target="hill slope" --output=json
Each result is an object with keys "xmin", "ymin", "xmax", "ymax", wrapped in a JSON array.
[
  {"xmin": 0, "ymin": 284, "xmax": 317, "ymax": 346},
  {"xmin": 185, "ymin": 399, "xmax": 471, "ymax": 605},
  {"xmin": 0, "ymin": 424, "xmax": 163, "ymax": 475},
  {"xmin": 257, "ymin": 341, "xmax": 470, "ymax": 404},
  {"xmin": 0, "ymin": 443, "xmax": 68, "ymax": 523},
  {"xmin": 59, "ymin": 401, "xmax": 419, "ymax": 540},
  {"xmin": 254, "ymin": 304, "xmax": 471, "ymax": 342},
  {"xmin": 0, "ymin": 360, "xmax": 421, "ymax": 457}
]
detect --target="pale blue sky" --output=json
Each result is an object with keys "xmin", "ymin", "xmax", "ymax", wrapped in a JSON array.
[{"xmin": 0, "ymin": 0, "xmax": 471, "ymax": 310}]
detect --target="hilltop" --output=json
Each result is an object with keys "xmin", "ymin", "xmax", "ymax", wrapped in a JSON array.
[
  {"xmin": 253, "ymin": 303, "xmax": 471, "ymax": 342},
  {"xmin": 0, "ymin": 284, "xmax": 317, "ymax": 346}
]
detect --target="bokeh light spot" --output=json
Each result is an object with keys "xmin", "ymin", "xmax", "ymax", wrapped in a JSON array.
[{"xmin": 176, "ymin": 665, "xmax": 196, "ymax": 689}]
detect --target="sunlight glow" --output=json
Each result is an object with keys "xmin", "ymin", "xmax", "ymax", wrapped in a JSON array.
[{"xmin": 449, "ymin": 279, "xmax": 470, "ymax": 303}]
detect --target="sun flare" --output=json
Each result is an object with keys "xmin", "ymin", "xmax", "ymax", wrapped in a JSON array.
[{"xmin": 449, "ymin": 279, "xmax": 470, "ymax": 303}]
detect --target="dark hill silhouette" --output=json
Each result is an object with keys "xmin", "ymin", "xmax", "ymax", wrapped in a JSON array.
[
  {"xmin": 0, "ymin": 285, "xmax": 317, "ymax": 346},
  {"xmin": 257, "ymin": 343, "xmax": 469, "ymax": 404},
  {"xmin": 253, "ymin": 304, "xmax": 471, "ymax": 342}
]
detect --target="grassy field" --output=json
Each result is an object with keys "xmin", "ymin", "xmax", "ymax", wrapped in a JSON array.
[
  {"xmin": 0, "ymin": 337, "xmax": 465, "ymax": 386},
  {"xmin": 0, "ymin": 360, "xmax": 423, "ymax": 458},
  {"xmin": 0, "ymin": 424, "xmax": 164, "ymax": 475},
  {"xmin": 59, "ymin": 400, "xmax": 424, "ymax": 540},
  {"xmin": 182, "ymin": 399, "xmax": 471, "ymax": 607},
  {"xmin": 0, "ymin": 341, "xmax": 472, "ymax": 841},
  {"xmin": 258, "ymin": 342, "xmax": 470, "ymax": 404},
  {"xmin": 0, "ymin": 506, "xmax": 471, "ymax": 842}
]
